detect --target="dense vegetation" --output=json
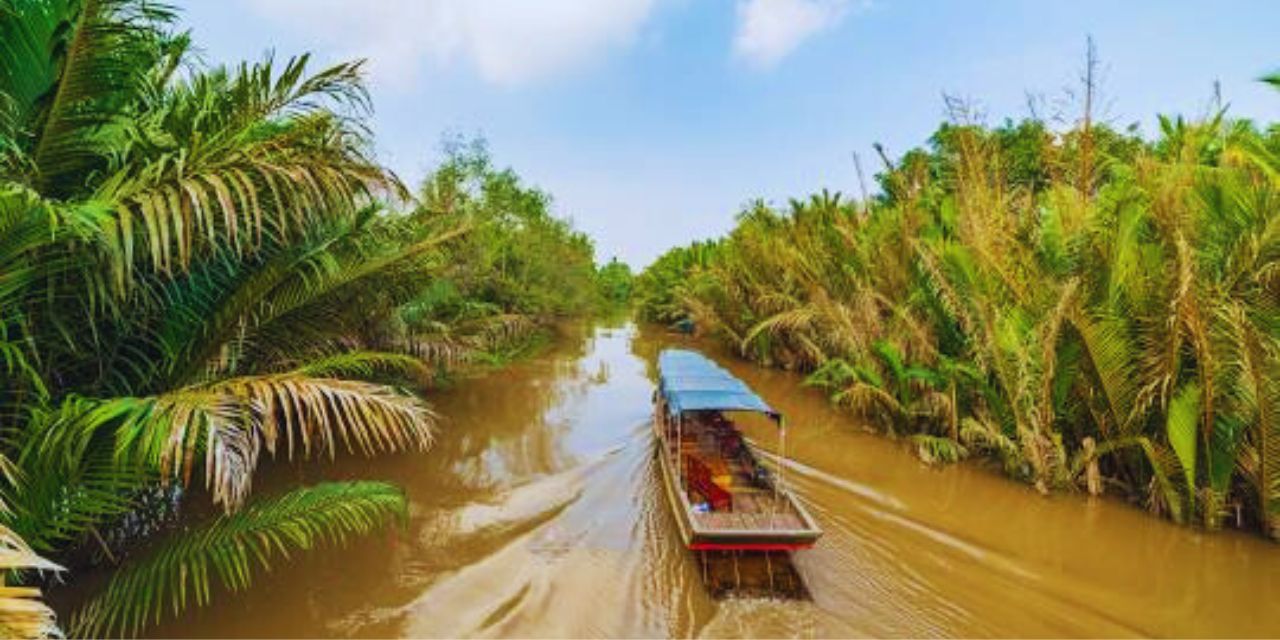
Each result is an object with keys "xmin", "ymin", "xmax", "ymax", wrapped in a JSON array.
[
  {"xmin": 638, "ymin": 77, "xmax": 1280, "ymax": 538},
  {"xmin": 0, "ymin": 2, "xmax": 618, "ymax": 637}
]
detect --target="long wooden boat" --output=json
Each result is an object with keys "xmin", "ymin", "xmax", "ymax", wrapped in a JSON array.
[{"xmin": 653, "ymin": 349, "xmax": 822, "ymax": 551}]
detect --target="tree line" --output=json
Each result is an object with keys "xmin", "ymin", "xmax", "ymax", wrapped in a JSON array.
[{"xmin": 638, "ymin": 68, "xmax": 1280, "ymax": 541}]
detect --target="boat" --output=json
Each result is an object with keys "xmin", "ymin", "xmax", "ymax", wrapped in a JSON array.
[{"xmin": 652, "ymin": 348, "xmax": 822, "ymax": 551}]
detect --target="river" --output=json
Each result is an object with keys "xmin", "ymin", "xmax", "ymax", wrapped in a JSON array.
[{"xmin": 138, "ymin": 321, "xmax": 1280, "ymax": 637}]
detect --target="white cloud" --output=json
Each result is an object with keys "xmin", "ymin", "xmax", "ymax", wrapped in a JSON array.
[
  {"xmin": 242, "ymin": 0, "xmax": 658, "ymax": 88},
  {"xmin": 732, "ymin": 0, "xmax": 857, "ymax": 69}
]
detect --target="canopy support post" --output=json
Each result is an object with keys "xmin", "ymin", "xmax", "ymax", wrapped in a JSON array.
[
  {"xmin": 777, "ymin": 415, "xmax": 786, "ymax": 498},
  {"xmin": 676, "ymin": 412, "xmax": 683, "ymax": 490}
]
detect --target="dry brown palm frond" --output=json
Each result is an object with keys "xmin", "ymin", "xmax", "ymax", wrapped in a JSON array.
[
  {"xmin": 397, "ymin": 319, "xmax": 472, "ymax": 369},
  {"xmin": 780, "ymin": 242, "xmax": 828, "ymax": 288},
  {"xmin": 742, "ymin": 306, "xmax": 817, "ymax": 351},
  {"xmin": 117, "ymin": 374, "xmax": 435, "ymax": 512},
  {"xmin": 0, "ymin": 524, "xmax": 62, "ymax": 639},
  {"xmin": 409, "ymin": 336, "xmax": 474, "ymax": 369},
  {"xmin": 834, "ymin": 383, "xmax": 906, "ymax": 432},
  {"xmin": 803, "ymin": 286, "xmax": 873, "ymax": 360},
  {"xmin": 464, "ymin": 313, "xmax": 536, "ymax": 349},
  {"xmin": 403, "ymin": 314, "xmax": 538, "ymax": 369},
  {"xmin": 1135, "ymin": 309, "xmax": 1182, "ymax": 420},
  {"xmin": 959, "ymin": 415, "xmax": 1021, "ymax": 474},
  {"xmin": 1221, "ymin": 304, "xmax": 1280, "ymax": 537},
  {"xmin": 789, "ymin": 332, "xmax": 827, "ymax": 370},
  {"xmin": 916, "ymin": 389, "xmax": 955, "ymax": 428},
  {"xmin": 911, "ymin": 434, "xmax": 969, "ymax": 465},
  {"xmin": 751, "ymin": 290, "xmax": 804, "ymax": 316},
  {"xmin": 1171, "ymin": 234, "xmax": 1218, "ymax": 453},
  {"xmin": 1017, "ymin": 424, "xmax": 1067, "ymax": 492},
  {"xmin": 679, "ymin": 292, "xmax": 741, "ymax": 344}
]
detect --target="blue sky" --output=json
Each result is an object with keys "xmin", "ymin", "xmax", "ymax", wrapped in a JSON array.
[{"xmin": 181, "ymin": 0, "xmax": 1280, "ymax": 267}]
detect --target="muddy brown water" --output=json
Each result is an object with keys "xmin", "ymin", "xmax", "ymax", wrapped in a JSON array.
[{"xmin": 80, "ymin": 321, "xmax": 1280, "ymax": 637}]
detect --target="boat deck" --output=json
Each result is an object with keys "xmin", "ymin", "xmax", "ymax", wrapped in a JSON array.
[{"xmin": 664, "ymin": 414, "xmax": 807, "ymax": 532}]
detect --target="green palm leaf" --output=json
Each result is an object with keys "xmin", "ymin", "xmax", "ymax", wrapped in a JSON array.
[
  {"xmin": 7, "ymin": 395, "xmax": 164, "ymax": 553},
  {"xmin": 6, "ymin": 0, "xmax": 175, "ymax": 195},
  {"xmin": 1072, "ymin": 311, "xmax": 1141, "ymax": 432},
  {"xmin": 1166, "ymin": 382, "xmax": 1200, "ymax": 515},
  {"xmin": 291, "ymin": 350, "xmax": 428, "ymax": 381},
  {"xmin": 95, "ymin": 54, "xmax": 400, "ymax": 286},
  {"xmin": 69, "ymin": 481, "xmax": 406, "ymax": 638},
  {"xmin": 1262, "ymin": 72, "xmax": 1280, "ymax": 92}
]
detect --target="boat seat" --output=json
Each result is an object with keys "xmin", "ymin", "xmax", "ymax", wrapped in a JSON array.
[{"xmin": 684, "ymin": 454, "xmax": 732, "ymax": 511}]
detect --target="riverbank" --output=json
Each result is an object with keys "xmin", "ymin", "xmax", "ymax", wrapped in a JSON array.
[{"xmin": 634, "ymin": 92, "xmax": 1280, "ymax": 540}]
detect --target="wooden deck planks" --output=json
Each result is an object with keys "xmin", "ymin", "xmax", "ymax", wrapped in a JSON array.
[
  {"xmin": 668, "ymin": 413, "xmax": 814, "ymax": 537},
  {"xmin": 692, "ymin": 510, "xmax": 806, "ymax": 532}
]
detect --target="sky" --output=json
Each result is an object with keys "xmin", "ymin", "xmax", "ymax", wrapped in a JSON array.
[{"xmin": 180, "ymin": 0, "xmax": 1280, "ymax": 267}]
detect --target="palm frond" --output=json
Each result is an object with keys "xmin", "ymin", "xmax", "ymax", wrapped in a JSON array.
[
  {"xmin": 742, "ymin": 306, "xmax": 816, "ymax": 351},
  {"xmin": 1165, "ymin": 382, "xmax": 1200, "ymax": 515},
  {"xmin": 960, "ymin": 416, "xmax": 1021, "ymax": 474},
  {"xmin": 1072, "ymin": 311, "xmax": 1142, "ymax": 433},
  {"xmin": 0, "ymin": 447, "xmax": 63, "ymax": 640},
  {"xmin": 19, "ymin": 0, "xmax": 174, "ymax": 195},
  {"xmin": 911, "ymin": 434, "xmax": 968, "ymax": 465},
  {"xmin": 9, "ymin": 396, "xmax": 152, "ymax": 552},
  {"xmin": 290, "ymin": 350, "xmax": 428, "ymax": 381},
  {"xmin": 1262, "ymin": 72, "xmax": 1280, "ymax": 92},
  {"xmin": 90, "ymin": 54, "xmax": 399, "ymax": 287},
  {"xmin": 114, "ymin": 374, "xmax": 435, "ymax": 511},
  {"xmin": 153, "ymin": 219, "xmax": 466, "ymax": 386},
  {"xmin": 70, "ymin": 481, "xmax": 406, "ymax": 638},
  {"xmin": 1085, "ymin": 435, "xmax": 1186, "ymax": 523},
  {"xmin": 0, "ymin": 523, "xmax": 63, "ymax": 640},
  {"xmin": 834, "ymin": 382, "xmax": 906, "ymax": 433},
  {"xmin": 1232, "ymin": 316, "xmax": 1280, "ymax": 537}
]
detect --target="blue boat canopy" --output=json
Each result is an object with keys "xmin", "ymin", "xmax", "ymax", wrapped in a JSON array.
[{"xmin": 657, "ymin": 349, "xmax": 779, "ymax": 419}]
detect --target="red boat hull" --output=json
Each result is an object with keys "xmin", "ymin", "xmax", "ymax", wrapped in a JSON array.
[{"xmin": 689, "ymin": 541, "xmax": 816, "ymax": 552}]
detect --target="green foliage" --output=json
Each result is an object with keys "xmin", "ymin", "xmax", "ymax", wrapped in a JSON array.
[
  {"xmin": 416, "ymin": 138, "xmax": 601, "ymax": 320},
  {"xmin": 632, "ymin": 239, "xmax": 720, "ymax": 324},
  {"xmin": 639, "ymin": 92, "xmax": 1280, "ymax": 536},
  {"xmin": 0, "ymin": 4, "xmax": 607, "ymax": 636},
  {"xmin": 70, "ymin": 481, "xmax": 406, "ymax": 638},
  {"xmin": 594, "ymin": 257, "xmax": 634, "ymax": 308},
  {"xmin": 1166, "ymin": 383, "xmax": 1201, "ymax": 518}
]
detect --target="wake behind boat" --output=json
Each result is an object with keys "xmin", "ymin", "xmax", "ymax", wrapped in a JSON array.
[{"xmin": 653, "ymin": 349, "xmax": 822, "ymax": 551}]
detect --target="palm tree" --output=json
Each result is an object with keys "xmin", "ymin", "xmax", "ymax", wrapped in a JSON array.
[
  {"xmin": 637, "ymin": 74, "xmax": 1280, "ymax": 538},
  {"xmin": 0, "ymin": 2, "xmax": 448, "ymax": 635}
]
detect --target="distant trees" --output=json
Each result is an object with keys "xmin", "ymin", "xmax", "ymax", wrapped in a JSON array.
[
  {"xmin": 633, "ymin": 240, "xmax": 720, "ymax": 325},
  {"xmin": 595, "ymin": 258, "xmax": 635, "ymax": 308},
  {"xmin": 418, "ymin": 138, "xmax": 603, "ymax": 320}
]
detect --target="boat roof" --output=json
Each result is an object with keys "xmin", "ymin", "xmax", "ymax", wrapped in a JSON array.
[{"xmin": 657, "ymin": 349, "xmax": 779, "ymax": 419}]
